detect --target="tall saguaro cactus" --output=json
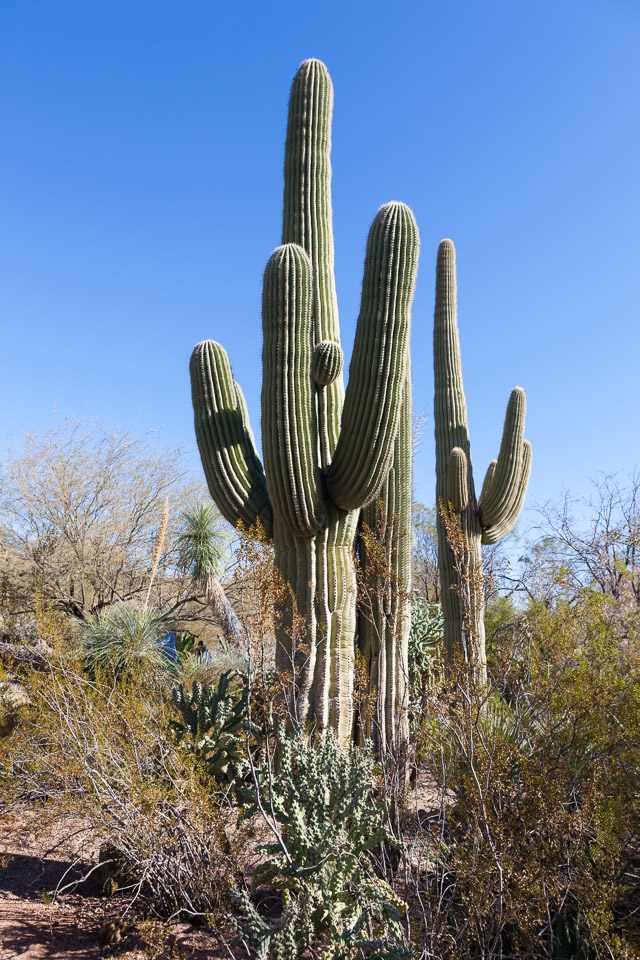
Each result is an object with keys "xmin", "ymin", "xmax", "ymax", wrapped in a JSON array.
[
  {"xmin": 358, "ymin": 369, "xmax": 413, "ymax": 755},
  {"xmin": 190, "ymin": 60, "xmax": 419, "ymax": 746},
  {"xmin": 434, "ymin": 239, "xmax": 531, "ymax": 671}
]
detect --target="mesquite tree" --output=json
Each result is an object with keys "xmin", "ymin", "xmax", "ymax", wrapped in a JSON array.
[
  {"xmin": 434, "ymin": 239, "xmax": 531, "ymax": 673},
  {"xmin": 190, "ymin": 60, "xmax": 418, "ymax": 748}
]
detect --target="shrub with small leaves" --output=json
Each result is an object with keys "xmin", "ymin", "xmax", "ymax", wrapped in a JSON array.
[
  {"xmin": 234, "ymin": 726, "xmax": 410, "ymax": 959},
  {"xmin": 410, "ymin": 591, "xmax": 640, "ymax": 959}
]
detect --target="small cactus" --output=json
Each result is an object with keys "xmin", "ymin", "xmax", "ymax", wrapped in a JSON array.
[
  {"xmin": 433, "ymin": 239, "xmax": 531, "ymax": 671},
  {"xmin": 99, "ymin": 916, "xmax": 130, "ymax": 945},
  {"xmin": 170, "ymin": 671, "xmax": 248, "ymax": 786}
]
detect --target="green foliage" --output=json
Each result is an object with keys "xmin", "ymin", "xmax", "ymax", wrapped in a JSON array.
[
  {"xmin": 169, "ymin": 671, "xmax": 248, "ymax": 788},
  {"xmin": 484, "ymin": 594, "xmax": 519, "ymax": 643},
  {"xmin": 78, "ymin": 602, "xmax": 174, "ymax": 682},
  {"xmin": 234, "ymin": 727, "xmax": 410, "ymax": 959},
  {"xmin": 174, "ymin": 630, "xmax": 197, "ymax": 657},
  {"xmin": 412, "ymin": 590, "xmax": 640, "ymax": 958},
  {"xmin": 408, "ymin": 597, "xmax": 443, "ymax": 692},
  {"xmin": 175, "ymin": 502, "xmax": 226, "ymax": 583}
]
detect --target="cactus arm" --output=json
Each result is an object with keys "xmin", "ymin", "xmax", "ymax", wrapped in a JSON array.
[
  {"xmin": 283, "ymin": 58, "xmax": 342, "ymax": 466},
  {"xmin": 433, "ymin": 238, "xmax": 478, "ymax": 524},
  {"xmin": 313, "ymin": 340, "xmax": 343, "ymax": 386},
  {"xmin": 262, "ymin": 243, "xmax": 325, "ymax": 538},
  {"xmin": 447, "ymin": 447, "xmax": 469, "ymax": 513},
  {"xmin": 478, "ymin": 386, "xmax": 528, "ymax": 527},
  {"xmin": 190, "ymin": 340, "xmax": 273, "ymax": 537},
  {"xmin": 327, "ymin": 202, "xmax": 419, "ymax": 511},
  {"xmin": 434, "ymin": 240, "xmax": 474, "ymax": 466},
  {"xmin": 479, "ymin": 459, "xmax": 497, "ymax": 504},
  {"xmin": 481, "ymin": 440, "xmax": 532, "ymax": 544}
]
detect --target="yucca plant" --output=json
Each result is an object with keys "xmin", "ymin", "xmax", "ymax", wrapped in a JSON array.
[
  {"xmin": 176, "ymin": 503, "xmax": 243, "ymax": 646},
  {"xmin": 78, "ymin": 602, "xmax": 174, "ymax": 682}
]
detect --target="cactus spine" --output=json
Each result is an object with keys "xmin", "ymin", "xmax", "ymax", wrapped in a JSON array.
[
  {"xmin": 434, "ymin": 239, "xmax": 531, "ymax": 671},
  {"xmin": 190, "ymin": 60, "xmax": 419, "ymax": 747}
]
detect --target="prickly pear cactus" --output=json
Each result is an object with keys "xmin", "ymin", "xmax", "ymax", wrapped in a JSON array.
[
  {"xmin": 190, "ymin": 60, "xmax": 419, "ymax": 746},
  {"xmin": 433, "ymin": 239, "xmax": 531, "ymax": 672}
]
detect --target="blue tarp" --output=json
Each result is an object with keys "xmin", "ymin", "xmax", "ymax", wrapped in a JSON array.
[{"xmin": 156, "ymin": 632, "xmax": 177, "ymax": 663}]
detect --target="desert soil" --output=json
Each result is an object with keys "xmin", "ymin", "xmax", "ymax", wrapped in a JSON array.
[{"xmin": 0, "ymin": 807, "xmax": 227, "ymax": 959}]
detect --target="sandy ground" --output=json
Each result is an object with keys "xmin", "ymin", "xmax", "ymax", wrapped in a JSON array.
[{"xmin": 0, "ymin": 808, "xmax": 229, "ymax": 959}]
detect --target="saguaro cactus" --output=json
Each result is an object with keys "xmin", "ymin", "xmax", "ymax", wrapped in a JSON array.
[
  {"xmin": 358, "ymin": 371, "xmax": 413, "ymax": 755},
  {"xmin": 434, "ymin": 239, "xmax": 531, "ymax": 671},
  {"xmin": 190, "ymin": 60, "xmax": 419, "ymax": 746}
]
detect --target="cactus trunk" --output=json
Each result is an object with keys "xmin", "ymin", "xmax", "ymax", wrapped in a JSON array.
[
  {"xmin": 190, "ymin": 60, "xmax": 419, "ymax": 748},
  {"xmin": 433, "ymin": 239, "xmax": 531, "ymax": 673},
  {"xmin": 358, "ymin": 369, "xmax": 412, "ymax": 755}
]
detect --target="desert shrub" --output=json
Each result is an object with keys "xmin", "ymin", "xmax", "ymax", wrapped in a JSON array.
[
  {"xmin": 234, "ymin": 725, "xmax": 410, "ymax": 959},
  {"xmin": 2, "ymin": 652, "xmax": 242, "ymax": 922},
  {"xmin": 0, "ymin": 672, "xmax": 30, "ymax": 737},
  {"xmin": 406, "ymin": 590, "xmax": 640, "ymax": 959},
  {"xmin": 484, "ymin": 595, "xmax": 522, "ymax": 649},
  {"xmin": 175, "ymin": 650, "xmax": 222, "ymax": 688},
  {"xmin": 175, "ymin": 639, "xmax": 248, "ymax": 690},
  {"xmin": 0, "ymin": 417, "xmax": 207, "ymax": 622}
]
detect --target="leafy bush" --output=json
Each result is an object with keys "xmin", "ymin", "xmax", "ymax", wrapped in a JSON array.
[{"xmin": 234, "ymin": 726, "xmax": 410, "ymax": 959}]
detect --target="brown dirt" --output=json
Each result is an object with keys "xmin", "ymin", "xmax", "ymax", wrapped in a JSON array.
[
  {"xmin": 0, "ymin": 775, "xmax": 438, "ymax": 959},
  {"xmin": 0, "ymin": 808, "xmax": 230, "ymax": 959}
]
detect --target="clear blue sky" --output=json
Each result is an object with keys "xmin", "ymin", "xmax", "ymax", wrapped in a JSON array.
[{"xmin": 1, "ymin": 0, "xmax": 638, "ymax": 522}]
